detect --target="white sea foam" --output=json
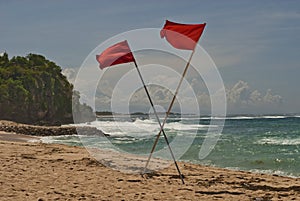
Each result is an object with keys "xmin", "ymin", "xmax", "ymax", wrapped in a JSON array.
[
  {"xmin": 39, "ymin": 135, "xmax": 81, "ymax": 144},
  {"xmin": 73, "ymin": 118, "xmax": 211, "ymax": 137},
  {"xmin": 164, "ymin": 121, "xmax": 211, "ymax": 131},
  {"xmin": 203, "ymin": 115, "xmax": 290, "ymax": 120},
  {"xmin": 199, "ymin": 116, "xmax": 256, "ymax": 120},
  {"xmin": 261, "ymin": 115, "xmax": 287, "ymax": 119},
  {"xmin": 225, "ymin": 116, "xmax": 255, "ymax": 120},
  {"xmin": 173, "ymin": 117, "xmax": 201, "ymax": 120},
  {"xmin": 27, "ymin": 138, "xmax": 42, "ymax": 143},
  {"xmin": 256, "ymin": 137, "xmax": 300, "ymax": 145},
  {"xmin": 221, "ymin": 166, "xmax": 298, "ymax": 178},
  {"xmin": 248, "ymin": 169, "xmax": 298, "ymax": 178},
  {"xmin": 40, "ymin": 136, "xmax": 58, "ymax": 143}
]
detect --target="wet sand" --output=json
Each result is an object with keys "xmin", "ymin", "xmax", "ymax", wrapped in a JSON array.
[{"xmin": 0, "ymin": 131, "xmax": 40, "ymax": 142}]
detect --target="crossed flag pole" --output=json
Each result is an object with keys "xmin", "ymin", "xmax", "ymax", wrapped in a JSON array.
[{"xmin": 96, "ymin": 20, "xmax": 206, "ymax": 184}]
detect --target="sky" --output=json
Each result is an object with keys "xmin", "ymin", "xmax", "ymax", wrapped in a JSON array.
[{"xmin": 0, "ymin": 0, "xmax": 299, "ymax": 114}]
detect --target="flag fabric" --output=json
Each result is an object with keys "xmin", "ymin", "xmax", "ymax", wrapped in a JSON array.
[
  {"xmin": 160, "ymin": 20, "xmax": 206, "ymax": 50},
  {"xmin": 96, "ymin": 40, "xmax": 135, "ymax": 69}
]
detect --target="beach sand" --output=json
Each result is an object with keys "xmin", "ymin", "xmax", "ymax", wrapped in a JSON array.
[{"xmin": 0, "ymin": 132, "xmax": 300, "ymax": 200}]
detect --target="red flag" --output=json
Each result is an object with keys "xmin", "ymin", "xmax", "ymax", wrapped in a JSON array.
[
  {"xmin": 160, "ymin": 20, "xmax": 206, "ymax": 50},
  {"xmin": 96, "ymin": 40, "xmax": 135, "ymax": 69}
]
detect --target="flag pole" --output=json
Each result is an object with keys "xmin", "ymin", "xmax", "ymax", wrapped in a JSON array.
[
  {"xmin": 132, "ymin": 59, "xmax": 185, "ymax": 184},
  {"xmin": 143, "ymin": 45, "xmax": 197, "ymax": 173}
]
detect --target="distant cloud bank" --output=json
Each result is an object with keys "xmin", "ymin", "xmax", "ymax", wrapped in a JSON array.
[
  {"xmin": 225, "ymin": 80, "xmax": 283, "ymax": 114},
  {"xmin": 63, "ymin": 68, "xmax": 283, "ymax": 114}
]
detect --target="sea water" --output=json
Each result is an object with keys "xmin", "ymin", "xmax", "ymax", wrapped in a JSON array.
[{"xmin": 41, "ymin": 114, "xmax": 300, "ymax": 177}]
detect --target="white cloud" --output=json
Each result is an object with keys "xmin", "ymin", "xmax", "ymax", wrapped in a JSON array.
[
  {"xmin": 262, "ymin": 89, "xmax": 282, "ymax": 104},
  {"xmin": 93, "ymin": 79, "xmax": 284, "ymax": 114},
  {"xmin": 225, "ymin": 80, "xmax": 283, "ymax": 114},
  {"xmin": 226, "ymin": 80, "xmax": 282, "ymax": 105},
  {"xmin": 62, "ymin": 68, "xmax": 77, "ymax": 84}
]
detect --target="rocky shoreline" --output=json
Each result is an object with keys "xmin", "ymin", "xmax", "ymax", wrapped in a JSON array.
[{"xmin": 0, "ymin": 120, "xmax": 108, "ymax": 137}]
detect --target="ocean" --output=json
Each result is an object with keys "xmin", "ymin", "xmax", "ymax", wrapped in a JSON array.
[{"xmin": 41, "ymin": 114, "xmax": 300, "ymax": 177}]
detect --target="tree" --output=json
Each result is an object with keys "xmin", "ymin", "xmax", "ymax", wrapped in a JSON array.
[
  {"xmin": 0, "ymin": 52, "xmax": 9, "ymax": 67},
  {"xmin": 0, "ymin": 53, "xmax": 95, "ymax": 125}
]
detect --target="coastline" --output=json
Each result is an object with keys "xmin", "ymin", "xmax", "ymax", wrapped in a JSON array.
[
  {"xmin": 0, "ymin": 131, "xmax": 300, "ymax": 200},
  {"xmin": 0, "ymin": 120, "xmax": 108, "ymax": 137}
]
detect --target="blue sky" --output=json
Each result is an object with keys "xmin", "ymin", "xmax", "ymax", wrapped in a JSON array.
[{"xmin": 1, "ymin": 0, "xmax": 299, "ymax": 114}]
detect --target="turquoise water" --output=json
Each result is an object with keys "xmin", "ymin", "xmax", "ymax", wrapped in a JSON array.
[
  {"xmin": 184, "ymin": 116, "xmax": 300, "ymax": 177},
  {"xmin": 43, "ymin": 115, "xmax": 300, "ymax": 177}
]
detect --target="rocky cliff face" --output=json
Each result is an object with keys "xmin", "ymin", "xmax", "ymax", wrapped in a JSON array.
[{"xmin": 0, "ymin": 53, "xmax": 95, "ymax": 125}]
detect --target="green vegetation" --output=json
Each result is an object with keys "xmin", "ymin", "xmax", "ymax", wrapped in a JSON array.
[{"xmin": 0, "ymin": 53, "xmax": 95, "ymax": 125}]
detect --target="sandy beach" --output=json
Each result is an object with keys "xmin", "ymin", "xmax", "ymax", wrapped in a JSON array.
[{"xmin": 0, "ymin": 131, "xmax": 299, "ymax": 201}]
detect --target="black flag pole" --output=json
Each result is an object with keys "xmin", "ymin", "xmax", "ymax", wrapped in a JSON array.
[
  {"xmin": 143, "ymin": 45, "xmax": 197, "ymax": 173},
  {"xmin": 132, "ymin": 59, "xmax": 185, "ymax": 184}
]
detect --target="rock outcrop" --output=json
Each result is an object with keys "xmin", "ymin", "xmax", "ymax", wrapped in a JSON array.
[{"xmin": 0, "ymin": 120, "xmax": 108, "ymax": 137}]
